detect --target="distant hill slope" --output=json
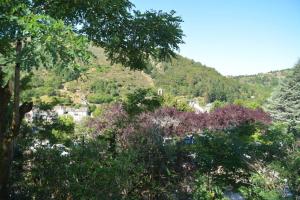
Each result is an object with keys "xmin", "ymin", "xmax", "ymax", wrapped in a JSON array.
[
  {"xmin": 233, "ymin": 69, "xmax": 291, "ymax": 88},
  {"xmin": 73, "ymin": 52, "xmax": 257, "ymax": 104},
  {"xmin": 22, "ymin": 47, "xmax": 154, "ymax": 106},
  {"xmin": 146, "ymin": 55, "xmax": 255, "ymax": 103},
  {"xmin": 65, "ymin": 65, "xmax": 154, "ymax": 104},
  {"xmin": 22, "ymin": 46, "xmax": 291, "ymax": 106},
  {"xmin": 233, "ymin": 69, "xmax": 292, "ymax": 102}
]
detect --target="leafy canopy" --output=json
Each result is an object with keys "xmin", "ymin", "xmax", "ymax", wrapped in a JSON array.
[
  {"xmin": 0, "ymin": 0, "xmax": 91, "ymax": 82},
  {"xmin": 0, "ymin": 0, "xmax": 184, "ymax": 74}
]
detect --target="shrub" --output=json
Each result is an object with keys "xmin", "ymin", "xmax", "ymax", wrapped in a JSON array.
[
  {"xmin": 124, "ymin": 88, "xmax": 163, "ymax": 116},
  {"xmin": 87, "ymin": 93, "xmax": 114, "ymax": 104}
]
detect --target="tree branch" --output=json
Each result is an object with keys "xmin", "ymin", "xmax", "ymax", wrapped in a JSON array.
[{"xmin": 19, "ymin": 102, "xmax": 33, "ymax": 122}]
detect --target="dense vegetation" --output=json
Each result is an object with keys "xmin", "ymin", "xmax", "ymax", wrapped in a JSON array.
[
  {"xmin": 146, "ymin": 56, "xmax": 253, "ymax": 103},
  {"xmin": 0, "ymin": 0, "xmax": 183, "ymax": 198},
  {"xmin": 1, "ymin": 1, "xmax": 299, "ymax": 200},
  {"xmin": 11, "ymin": 62, "xmax": 299, "ymax": 199},
  {"xmin": 22, "ymin": 50, "xmax": 283, "ymax": 109},
  {"xmin": 234, "ymin": 69, "xmax": 291, "ymax": 105},
  {"xmin": 267, "ymin": 62, "xmax": 300, "ymax": 123},
  {"xmin": 11, "ymin": 95, "xmax": 300, "ymax": 199}
]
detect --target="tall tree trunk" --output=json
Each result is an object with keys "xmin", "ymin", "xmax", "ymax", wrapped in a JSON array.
[
  {"xmin": 0, "ymin": 39, "xmax": 22, "ymax": 200},
  {"xmin": 0, "ymin": 83, "xmax": 12, "ymax": 200},
  {"xmin": 12, "ymin": 39, "xmax": 22, "ymax": 137},
  {"xmin": 0, "ymin": 139, "xmax": 14, "ymax": 200},
  {"xmin": 0, "ymin": 75, "xmax": 13, "ymax": 200}
]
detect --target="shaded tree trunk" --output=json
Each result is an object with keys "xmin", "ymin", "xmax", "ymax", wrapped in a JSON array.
[
  {"xmin": 0, "ymin": 78, "xmax": 13, "ymax": 200},
  {"xmin": 0, "ymin": 139, "xmax": 14, "ymax": 200},
  {"xmin": 0, "ymin": 39, "xmax": 32, "ymax": 199}
]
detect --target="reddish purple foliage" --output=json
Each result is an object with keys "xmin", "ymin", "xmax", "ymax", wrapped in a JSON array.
[
  {"xmin": 87, "ymin": 104, "xmax": 129, "ymax": 138},
  {"xmin": 87, "ymin": 104, "xmax": 271, "ymax": 139},
  {"xmin": 208, "ymin": 105, "xmax": 271, "ymax": 129}
]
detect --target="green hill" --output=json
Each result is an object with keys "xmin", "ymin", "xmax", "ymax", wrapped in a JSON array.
[
  {"xmin": 146, "ymin": 55, "xmax": 254, "ymax": 103},
  {"xmin": 22, "ymin": 46, "xmax": 291, "ymax": 106},
  {"xmin": 234, "ymin": 69, "xmax": 291, "ymax": 88},
  {"xmin": 233, "ymin": 69, "xmax": 292, "ymax": 103}
]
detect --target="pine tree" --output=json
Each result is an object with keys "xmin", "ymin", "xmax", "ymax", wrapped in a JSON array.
[{"xmin": 267, "ymin": 61, "xmax": 300, "ymax": 123}]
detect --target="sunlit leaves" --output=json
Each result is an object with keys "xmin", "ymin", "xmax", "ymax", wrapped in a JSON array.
[
  {"xmin": 31, "ymin": 0, "xmax": 184, "ymax": 70},
  {"xmin": 17, "ymin": 14, "xmax": 91, "ymax": 73}
]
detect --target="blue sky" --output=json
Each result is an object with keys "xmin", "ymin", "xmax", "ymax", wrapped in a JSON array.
[{"xmin": 131, "ymin": 0, "xmax": 300, "ymax": 75}]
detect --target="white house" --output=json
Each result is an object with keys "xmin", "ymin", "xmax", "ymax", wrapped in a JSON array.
[
  {"xmin": 188, "ymin": 100, "xmax": 213, "ymax": 114},
  {"xmin": 53, "ymin": 106, "xmax": 89, "ymax": 122},
  {"xmin": 25, "ymin": 106, "xmax": 89, "ymax": 123},
  {"xmin": 25, "ymin": 108, "xmax": 56, "ymax": 123}
]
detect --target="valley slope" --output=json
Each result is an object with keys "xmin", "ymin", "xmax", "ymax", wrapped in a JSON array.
[{"xmin": 22, "ymin": 47, "xmax": 290, "ymax": 107}]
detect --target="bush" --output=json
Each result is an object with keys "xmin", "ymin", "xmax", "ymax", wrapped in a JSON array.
[
  {"xmin": 11, "ymin": 101, "xmax": 299, "ymax": 199},
  {"xmin": 124, "ymin": 88, "xmax": 163, "ymax": 116},
  {"xmin": 87, "ymin": 93, "xmax": 114, "ymax": 104}
]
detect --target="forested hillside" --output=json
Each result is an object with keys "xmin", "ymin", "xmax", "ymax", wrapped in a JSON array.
[
  {"xmin": 234, "ymin": 69, "xmax": 292, "ymax": 103},
  {"xmin": 23, "ymin": 47, "xmax": 266, "ymax": 107},
  {"xmin": 148, "ymin": 55, "xmax": 263, "ymax": 104},
  {"xmin": 21, "ymin": 45, "xmax": 295, "ymax": 115}
]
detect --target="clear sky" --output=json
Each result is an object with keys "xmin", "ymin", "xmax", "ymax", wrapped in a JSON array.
[{"xmin": 131, "ymin": 0, "xmax": 300, "ymax": 75}]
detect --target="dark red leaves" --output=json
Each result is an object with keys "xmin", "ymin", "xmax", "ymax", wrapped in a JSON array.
[
  {"xmin": 87, "ymin": 104, "xmax": 271, "ymax": 139},
  {"xmin": 209, "ymin": 105, "xmax": 271, "ymax": 130}
]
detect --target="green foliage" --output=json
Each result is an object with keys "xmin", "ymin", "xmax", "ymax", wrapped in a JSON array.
[
  {"xmin": 63, "ymin": 64, "xmax": 155, "ymax": 104},
  {"xmin": 12, "ymin": 139, "xmax": 141, "ymax": 199},
  {"xmin": 21, "ymin": 69, "xmax": 63, "ymax": 102},
  {"xmin": 125, "ymin": 127, "xmax": 181, "ymax": 199},
  {"xmin": 90, "ymin": 80, "xmax": 119, "ymax": 96},
  {"xmin": 86, "ymin": 80, "xmax": 120, "ymax": 104},
  {"xmin": 186, "ymin": 121, "xmax": 299, "ymax": 199},
  {"xmin": 31, "ymin": 0, "xmax": 184, "ymax": 70},
  {"xmin": 19, "ymin": 46, "xmax": 284, "ymax": 108},
  {"xmin": 2, "ymin": 0, "xmax": 185, "ymax": 198},
  {"xmin": 162, "ymin": 93, "xmax": 193, "ymax": 111},
  {"xmin": 91, "ymin": 106, "xmax": 106, "ymax": 118},
  {"xmin": 12, "ymin": 124, "xmax": 181, "ymax": 199},
  {"xmin": 193, "ymin": 173, "xmax": 226, "ymax": 200},
  {"xmin": 211, "ymin": 100, "xmax": 227, "ymax": 111},
  {"xmin": 0, "ymin": 3, "xmax": 91, "ymax": 78},
  {"xmin": 124, "ymin": 88, "xmax": 163, "ymax": 116},
  {"xmin": 12, "ymin": 108, "xmax": 300, "ymax": 199},
  {"xmin": 56, "ymin": 115, "xmax": 75, "ymax": 133},
  {"xmin": 87, "ymin": 94, "xmax": 114, "ymax": 104},
  {"xmin": 211, "ymin": 99, "xmax": 262, "ymax": 112},
  {"xmin": 286, "ymin": 150, "xmax": 300, "ymax": 195},
  {"xmin": 239, "ymin": 172, "xmax": 283, "ymax": 200},
  {"xmin": 234, "ymin": 69, "xmax": 291, "ymax": 105},
  {"xmin": 29, "ymin": 113, "xmax": 75, "ymax": 145},
  {"xmin": 149, "ymin": 56, "xmax": 253, "ymax": 103},
  {"xmin": 3, "ymin": 2, "xmax": 300, "ymax": 199},
  {"xmin": 234, "ymin": 99, "xmax": 261, "ymax": 109},
  {"xmin": 267, "ymin": 61, "xmax": 300, "ymax": 123}
]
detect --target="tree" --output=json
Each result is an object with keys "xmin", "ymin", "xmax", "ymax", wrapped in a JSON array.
[
  {"xmin": 0, "ymin": 0, "xmax": 184, "ymax": 198},
  {"xmin": 124, "ymin": 88, "xmax": 163, "ymax": 116},
  {"xmin": 267, "ymin": 61, "xmax": 300, "ymax": 123}
]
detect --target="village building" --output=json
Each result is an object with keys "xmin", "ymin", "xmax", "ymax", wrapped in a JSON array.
[
  {"xmin": 53, "ymin": 106, "xmax": 89, "ymax": 122},
  {"xmin": 25, "ymin": 105, "xmax": 89, "ymax": 123},
  {"xmin": 188, "ymin": 100, "xmax": 212, "ymax": 113},
  {"xmin": 157, "ymin": 88, "xmax": 163, "ymax": 96}
]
